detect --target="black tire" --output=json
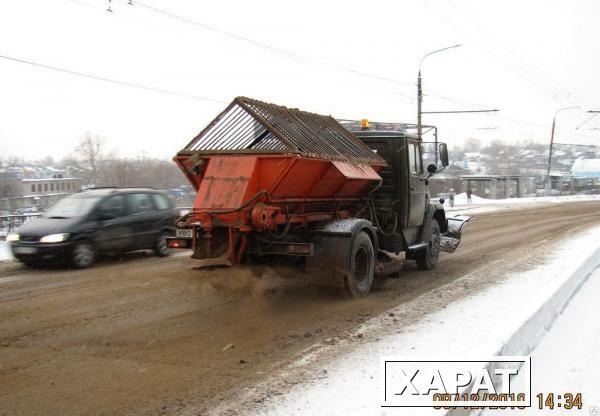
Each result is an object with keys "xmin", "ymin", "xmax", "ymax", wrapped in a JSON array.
[
  {"xmin": 155, "ymin": 233, "xmax": 171, "ymax": 257},
  {"xmin": 344, "ymin": 231, "xmax": 375, "ymax": 298},
  {"xmin": 72, "ymin": 242, "xmax": 95, "ymax": 268},
  {"xmin": 20, "ymin": 260, "xmax": 38, "ymax": 269},
  {"xmin": 416, "ymin": 220, "xmax": 441, "ymax": 271}
]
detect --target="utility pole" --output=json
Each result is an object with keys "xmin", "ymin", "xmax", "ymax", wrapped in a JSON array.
[
  {"xmin": 545, "ymin": 106, "xmax": 579, "ymax": 194},
  {"xmin": 417, "ymin": 69, "xmax": 423, "ymax": 142},
  {"xmin": 417, "ymin": 45, "xmax": 461, "ymax": 142}
]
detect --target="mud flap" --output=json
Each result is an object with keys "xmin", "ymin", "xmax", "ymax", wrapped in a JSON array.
[
  {"xmin": 306, "ymin": 219, "xmax": 379, "ymax": 288},
  {"xmin": 304, "ymin": 235, "xmax": 349, "ymax": 288},
  {"xmin": 440, "ymin": 215, "xmax": 472, "ymax": 253},
  {"xmin": 192, "ymin": 251, "xmax": 232, "ymax": 270}
]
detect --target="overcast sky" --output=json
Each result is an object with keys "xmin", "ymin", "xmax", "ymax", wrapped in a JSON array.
[{"xmin": 1, "ymin": 0, "xmax": 599, "ymax": 160}]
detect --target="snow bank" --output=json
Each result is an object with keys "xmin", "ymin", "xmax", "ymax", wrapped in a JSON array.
[
  {"xmin": 228, "ymin": 226, "xmax": 600, "ymax": 416},
  {"xmin": 447, "ymin": 193, "xmax": 600, "ymax": 215},
  {"xmin": 0, "ymin": 241, "xmax": 14, "ymax": 262},
  {"xmin": 483, "ymin": 267, "xmax": 600, "ymax": 415}
]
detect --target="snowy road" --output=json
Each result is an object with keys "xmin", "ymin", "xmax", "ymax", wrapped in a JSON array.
[
  {"xmin": 1, "ymin": 201, "xmax": 600, "ymax": 415},
  {"xmin": 237, "ymin": 224, "xmax": 600, "ymax": 416}
]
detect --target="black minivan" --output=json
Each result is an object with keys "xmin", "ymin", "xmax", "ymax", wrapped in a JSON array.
[{"xmin": 8, "ymin": 188, "xmax": 177, "ymax": 268}]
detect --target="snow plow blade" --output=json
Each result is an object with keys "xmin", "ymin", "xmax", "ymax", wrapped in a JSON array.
[{"xmin": 440, "ymin": 215, "xmax": 472, "ymax": 253}]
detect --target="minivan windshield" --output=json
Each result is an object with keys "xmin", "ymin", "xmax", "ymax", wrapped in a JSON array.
[{"xmin": 44, "ymin": 195, "xmax": 101, "ymax": 218}]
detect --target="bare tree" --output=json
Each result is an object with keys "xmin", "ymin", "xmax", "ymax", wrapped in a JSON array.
[{"xmin": 75, "ymin": 133, "xmax": 105, "ymax": 184}]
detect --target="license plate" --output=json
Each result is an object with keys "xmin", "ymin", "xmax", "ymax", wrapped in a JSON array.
[
  {"xmin": 13, "ymin": 246, "xmax": 37, "ymax": 254},
  {"xmin": 176, "ymin": 228, "xmax": 193, "ymax": 239}
]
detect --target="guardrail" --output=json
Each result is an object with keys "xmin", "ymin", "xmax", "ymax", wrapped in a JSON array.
[{"xmin": 0, "ymin": 213, "xmax": 42, "ymax": 240}]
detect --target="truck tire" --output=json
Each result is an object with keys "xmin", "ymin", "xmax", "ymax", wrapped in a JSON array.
[
  {"xmin": 416, "ymin": 219, "xmax": 440, "ymax": 271},
  {"xmin": 344, "ymin": 231, "xmax": 375, "ymax": 298}
]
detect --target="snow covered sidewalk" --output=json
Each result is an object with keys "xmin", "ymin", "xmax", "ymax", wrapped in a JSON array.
[
  {"xmin": 446, "ymin": 193, "xmax": 600, "ymax": 215},
  {"xmin": 0, "ymin": 241, "xmax": 14, "ymax": 262},
  {"xmin": 484, "ymin": 265, "xmax": 600, "ymax": 415},
  {"xmin": 221, "ymin": 226, "xmax": 600, "ymax": 416}
]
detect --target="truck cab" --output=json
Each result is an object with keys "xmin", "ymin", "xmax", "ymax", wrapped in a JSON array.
[{"xmin": 353, "ymin": 130, "xmax": 434, "ymax": 245}]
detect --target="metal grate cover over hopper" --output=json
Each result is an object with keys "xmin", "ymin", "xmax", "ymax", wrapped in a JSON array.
[{"xmin": 182, "ymin": 97, "xmax": 386, "ymax": 166}]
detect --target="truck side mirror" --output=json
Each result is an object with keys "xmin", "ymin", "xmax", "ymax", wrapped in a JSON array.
[{"xmin": 439, "ymin": 143, "xmax": 449, "ymax": 167}]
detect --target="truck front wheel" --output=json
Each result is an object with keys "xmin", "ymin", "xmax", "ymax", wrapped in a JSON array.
[
  {"xmin": 416, "ymin": 220, "xmax": 440, "ymax": 271},
  {"xmin": 344, "ymin": 231, "xmax": 375, "ymax": 298}
]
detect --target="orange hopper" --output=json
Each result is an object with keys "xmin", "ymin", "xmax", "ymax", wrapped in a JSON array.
[{"xmin": 174, "ymin": 97, "xmax": 387, "ymax": 260}]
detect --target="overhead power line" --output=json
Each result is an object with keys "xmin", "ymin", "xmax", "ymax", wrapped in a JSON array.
[
  {"xmin": 445, "ymin": 0, "xmax": 582, "ymax": 107},
  {"xmin": 0, "ymin": 53, "xmax": 225, "ymax": 104},
  {"xmin": 114, "ymin": 0, "xmax": 417, "ymax": 89},
  {"xmin": 422, "ymin": 109, "xmax": 499, "ymax": 114},
  {"xmin": 94, "ymin": 0, "xmax": 525, "ymax": 115},
  {"xmin": 104, "ymin": 0, "xmax": 514, "ymax": 113},
  {"xmin": 576, "ymin": 113, "xmax": 599, "ymax": 130},
  {"xmin": 420, "ymin": 0, "xmax": 574, "ymax": 106}
]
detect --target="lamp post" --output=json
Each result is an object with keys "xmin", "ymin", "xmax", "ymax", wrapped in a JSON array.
[
  {"xmin": 545, "ymin": 106, "xmax": 579, "ymax": 194},
  {"xmin": 417, "ymin": 44, "xmax": 461, "ymax": 143}
]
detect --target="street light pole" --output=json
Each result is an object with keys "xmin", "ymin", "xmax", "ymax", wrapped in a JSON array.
[
  {"xmin": 417, "ymin": 44, "xmax": 461, "ymax": 144},
  {"xmin": 545, "ymin": 106, "xmax": 579, "ymax": 193}
]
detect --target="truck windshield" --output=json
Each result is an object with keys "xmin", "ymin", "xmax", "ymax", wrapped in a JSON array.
[{"xmin": 44, "ymin": 195, "xmax": 100, "ymax": 218}]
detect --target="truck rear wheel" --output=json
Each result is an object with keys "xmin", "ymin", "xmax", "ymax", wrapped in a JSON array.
[
  {"xmin": 416, "ymin": 220, "xmax": 440, "ymax": 271},
  {"xmin": 344, "ymin": 231, "xmax": 375, "ymax": 298}
]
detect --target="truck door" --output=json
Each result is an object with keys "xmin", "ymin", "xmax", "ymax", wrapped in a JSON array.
[{"xmin": 407, "ymin": 141, "xmax": 427, "ymax": 228}]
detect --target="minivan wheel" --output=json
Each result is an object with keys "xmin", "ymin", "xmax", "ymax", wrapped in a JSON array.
[
  {"xmin": 72, "ymin": 242, "xmax": 95, "ymax": 269},
  {"xmin": 155, "ymin": 233, "xmax": 171, "ymax": 257}
]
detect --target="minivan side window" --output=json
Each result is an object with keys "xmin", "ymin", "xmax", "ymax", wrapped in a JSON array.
[
  {"xmin": 152, "ymin": 194, "xmax": 171, "ymax": 210},
  {"xmin": 100, "ymin": 195, "xmax": 127, "ymax": 218},
  {"xmin": 129, "ymin": 193, "xmax": 155, "ymax": 215}
]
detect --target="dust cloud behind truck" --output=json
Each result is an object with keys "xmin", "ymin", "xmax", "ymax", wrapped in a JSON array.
[{"xmin": 168, "ymin": 97, "xmax": 470, "ymax": 297}]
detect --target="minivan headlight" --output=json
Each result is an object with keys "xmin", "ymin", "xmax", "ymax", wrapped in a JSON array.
[
  {"xmin": 6, "ymin": 233, "xmax": 19, "ymax": 242},
  {"xmin": 40, "ymin": 233, "xmax": 70, "ymax": 243}
]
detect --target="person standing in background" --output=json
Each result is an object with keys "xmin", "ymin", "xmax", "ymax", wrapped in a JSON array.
[{"xmin": 466, "ymin": 188, "xmax": 473, "ymax": 204}]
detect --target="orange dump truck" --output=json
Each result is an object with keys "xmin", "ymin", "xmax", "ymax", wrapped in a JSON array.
[{"xmin": 169, "ymin": 97, "xmax": 469, "ymax": 297}]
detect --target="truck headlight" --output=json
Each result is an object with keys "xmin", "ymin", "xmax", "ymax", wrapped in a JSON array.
[
  {"xmin": 39, "ymin": 233, "xmax": 70, "ymax": 243},
  {"xmin": 6, "ymin": 233, "xmax": 19, "ymax": 242}
]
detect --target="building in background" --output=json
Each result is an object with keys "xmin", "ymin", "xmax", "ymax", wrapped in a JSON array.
[
  {"xmin": 0, "ymin": 174, "xmax": 82, "ymax": 212},
  {"xmin": 571, "ymin": 158, "xmax": 600, "ymax": 179}
]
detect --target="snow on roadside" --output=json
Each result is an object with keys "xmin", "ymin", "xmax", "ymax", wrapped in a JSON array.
[
  {"xmin": 0, "ymin": 241, "xmax": 14, "ymax": 262},
  {"xmin": 446, "ymin": 193, "xmax": 600, "ymax": 215},
  {"xmin": 230, "ymin": 226, "xmax": 600, "ymax": 416},
  {"xmin": 484, "ymin": 266, "xmax": 600, "ymax": 415}
]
